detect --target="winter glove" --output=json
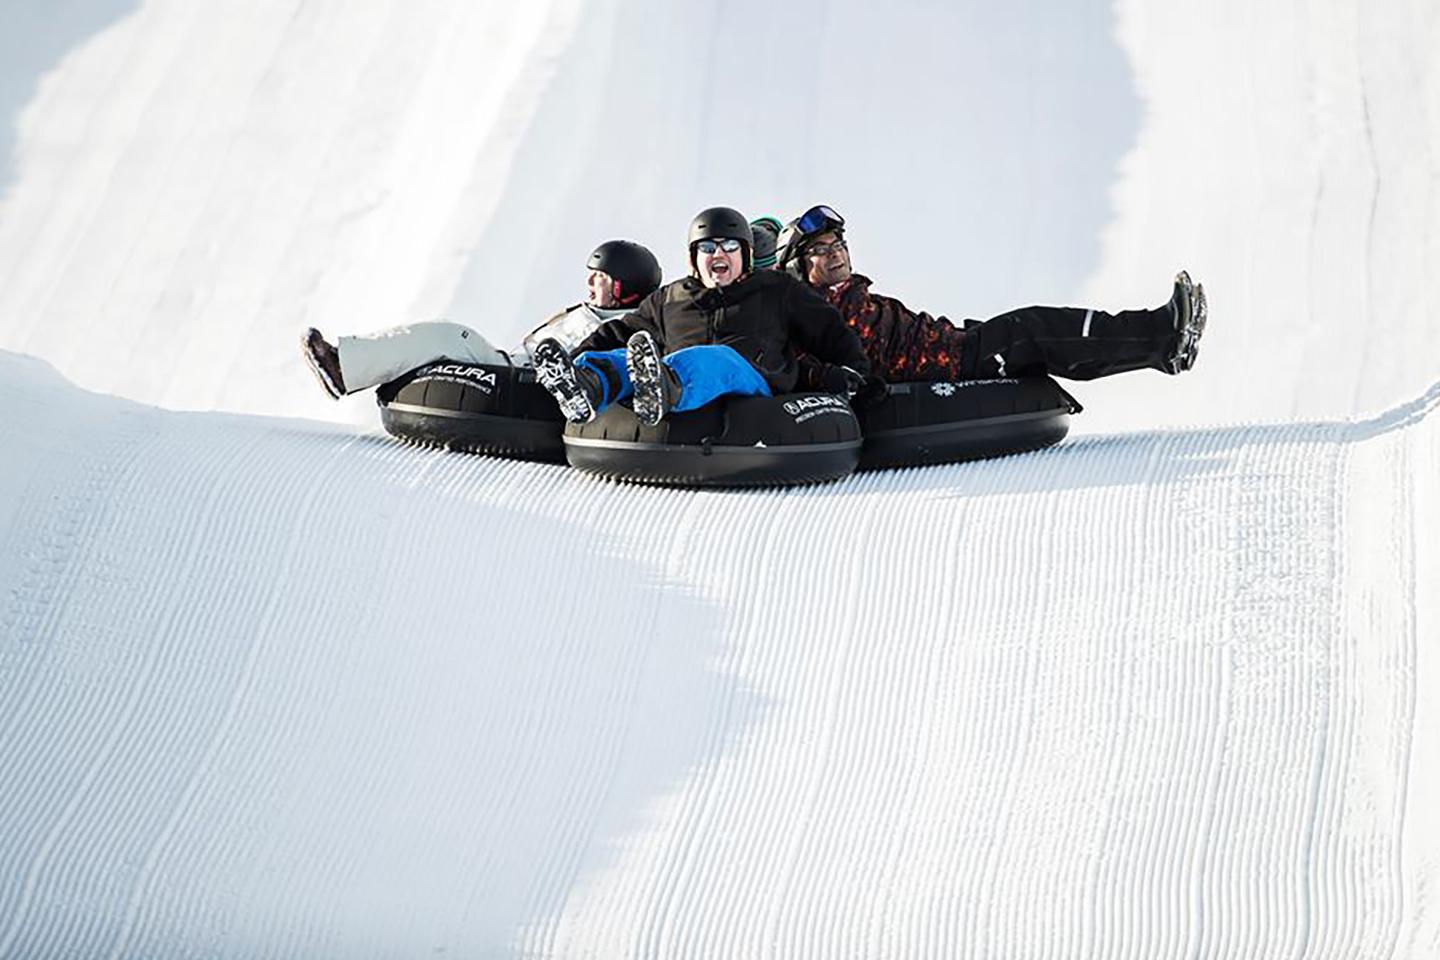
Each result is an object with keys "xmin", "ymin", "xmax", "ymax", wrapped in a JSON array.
[
  {"xmin": 795, "ymin": 353, "xmax": 828, "ymax": 391},
  {"xmin": 850, "ymin": 374, "xmax": 891, "ymax": 410},
  {"xmin": 818, "ymin": 364, "xmax": 866, "ymax": 397}
]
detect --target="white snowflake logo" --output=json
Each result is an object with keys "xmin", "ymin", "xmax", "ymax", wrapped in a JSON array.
[{"xmin": 930, "ymin": 382, "xmax": 957, "ymax": 397}]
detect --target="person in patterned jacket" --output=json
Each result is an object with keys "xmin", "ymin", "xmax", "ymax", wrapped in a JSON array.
[{"xmin": 776, "ymin": 205, "xmax": 1208, "ymax": 389}]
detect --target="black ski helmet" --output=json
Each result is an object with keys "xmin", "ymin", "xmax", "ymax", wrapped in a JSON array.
[
  {"xmin": 687, "ymin": 206, "xmax": 752, "ymax": 274},
  {"xmin": 587, "ymin": 239, "xmax": 662, "ymax": 306},
  {"xmin": 776, "ymin": 204, "xmax": 846, "ymax": 282},
  {"xmin": 750, "ymin": 216, "xmax": 784, "ymax": 269}
]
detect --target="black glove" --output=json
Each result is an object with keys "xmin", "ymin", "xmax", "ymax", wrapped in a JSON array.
[
  {"xmin": 851, "ymin": 374, "xmax": 891, "ymax": 410},
  {"xmin": 819, "ymin": 364, "xmax": 866, "ymax": 397}
]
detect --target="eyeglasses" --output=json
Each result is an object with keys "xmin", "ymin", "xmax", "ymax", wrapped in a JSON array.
[
  {"xmin": 806, "ymin": 239, "xmax": 848, "ymax": 258},
  {"xmin": 695, "ymin": 238, "xmax": 743, "ymax": 255},
  {"xmin": 795, "ymin": 204, "xmax": 844, "ymax": 236}
]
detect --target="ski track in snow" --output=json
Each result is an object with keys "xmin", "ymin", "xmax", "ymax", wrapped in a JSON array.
[
  {"xmin": 1, "ymin": 352, "xmax": 1435, "ymax": 958},
  {"xmin": 1, "ymin": 0, "xmax": 1438, "ymax": 956}
]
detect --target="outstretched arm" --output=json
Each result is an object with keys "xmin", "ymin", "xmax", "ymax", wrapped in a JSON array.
[
  {"xmin": 786, "ymin": 280, "xmax": 871, "ymax": 376},
  {"xmin": 573, "ymin": 290, "xmax": 663, "ymax": 354}
]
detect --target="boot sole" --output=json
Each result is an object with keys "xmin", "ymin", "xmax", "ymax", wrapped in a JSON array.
[
  {"xmin": 1164, "ymin": 271, "xmax": 1201, "ymax": 374},
  {"xmin": 300, "ymin": 331, "xmax": 344, "ymax": 399},
  {"xmin": 1182, "ymin": 283, "xmax": 1208, "ymax": 370},
  {"xmin": 627, "ymin": 332, "xmax": 666, "ymax": 427},
  {"xmin": 532, "ymin": 339, "xmax": 596, "ymax": 424}
]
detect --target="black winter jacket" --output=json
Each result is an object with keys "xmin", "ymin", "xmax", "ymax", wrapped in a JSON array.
[{"xmin": 574, "ymin": 271, "xmax": 870, "ymax": 394}]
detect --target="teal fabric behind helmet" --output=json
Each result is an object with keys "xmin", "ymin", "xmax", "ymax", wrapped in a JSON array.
[{"xmin": 749, "ymin": 216, "xmax": 784, "ymax": 269}]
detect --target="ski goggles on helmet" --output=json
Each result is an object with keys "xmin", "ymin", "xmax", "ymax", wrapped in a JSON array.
[
  {"xmin": 694, "ymin": 238, "xmax": 744, "ymax": 255},
  {"xmin": 776, "ymin": 204, "xmax": 846, "ymax": 271},
  {"xmin": 794, "ymin": 204, "xmax": 844, "ymax": 237}
]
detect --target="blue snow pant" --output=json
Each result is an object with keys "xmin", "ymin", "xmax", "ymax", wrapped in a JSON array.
[{"xmin": 574, "ymin": 344, "xmax": 772, "ymax": 414}]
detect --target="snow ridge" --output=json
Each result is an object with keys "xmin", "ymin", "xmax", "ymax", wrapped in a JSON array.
[{"xmin": 1, "ymin": 352, "xmax": 1434, "ymax": 957}]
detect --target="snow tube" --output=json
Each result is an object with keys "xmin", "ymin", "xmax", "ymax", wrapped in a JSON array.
[
  {"xmin": 376, "ymin": 361, "xmax": 566, "ymax": 462},
  {"xmin": 856, "ymin": 377, "xmax": 1081, "ymax": 470},
  {"xmin": 563, "ymin": 393, "xmax": 862, "ymax": 488}
]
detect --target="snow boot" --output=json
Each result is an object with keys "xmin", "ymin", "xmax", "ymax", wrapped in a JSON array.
[
  {"xmin": 626, "ymin": 331, "xmax": 682, "ymax": 426},
  {"xmin": 532, "ymin": 338, "xmax": 602, "ymax": 424},
  {"xmin": 1163, "ymin": 271, "xmax": 1208, "ymax": 374},
  {"xmin": 301, "ymin": 328, "xmax": 346, "ymax": 398}
]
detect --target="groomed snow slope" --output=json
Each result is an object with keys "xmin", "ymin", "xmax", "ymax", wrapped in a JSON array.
[
  {"xmin": 3, "ymin": 351, "xmax": 1436, "ymax": 957},
  {"xmin": 2, "ymin": 0, "xmax": 1439, "ymax": 957}
]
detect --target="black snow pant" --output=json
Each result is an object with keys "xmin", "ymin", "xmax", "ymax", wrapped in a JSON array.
[{"xmin": 958, "ymin": 305, "xmax": 1174, "ymax": 381}]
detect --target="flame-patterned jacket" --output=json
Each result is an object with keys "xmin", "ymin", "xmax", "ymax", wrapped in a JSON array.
[{"xmin": 799, "ymin": 274, "xmax": 971, "ymax": 386}]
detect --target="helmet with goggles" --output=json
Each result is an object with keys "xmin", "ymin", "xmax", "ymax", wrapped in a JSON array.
[{"xmin": 776, "ymin": 204, "xmax": 846, "ymax": 281}]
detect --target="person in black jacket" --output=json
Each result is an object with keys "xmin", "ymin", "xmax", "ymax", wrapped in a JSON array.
[{"xmin": 532, "ymin": 206, "xmax": 870, "ymax": 426}]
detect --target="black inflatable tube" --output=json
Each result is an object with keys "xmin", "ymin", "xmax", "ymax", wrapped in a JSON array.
[
  {"xmin": 376, "ymin": 362, "xmax": 1082, "ymax": 479},
  {"xmin": 563, "ymin": 436, "xmax": 862, "ymax": 488},
  {"xmin": 376, "ymin": 361, "xmax": 566, "ymax": 463},
  {"xmin": 563, "ymin": 392, "xmax": 864, "ymax": 488},
  {"xmin": 856, "ymin": 378, "xmax": 1081, "ymax": 470},
  {"xmin": 858, "ymin": 408, "xmax": 1071, "ymax": 469},
  {"xmin": 379, "ymin": 403, "xmax": 566, "ymax": 463}
]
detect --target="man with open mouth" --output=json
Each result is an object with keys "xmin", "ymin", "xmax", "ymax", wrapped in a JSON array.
[{"xmin": 532, "ymin": 206, "xmax": 870, "ymax": 427}]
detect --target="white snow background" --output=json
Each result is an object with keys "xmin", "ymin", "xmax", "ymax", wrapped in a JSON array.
[{"xmin": 1, "ymin": 0, "xmax": 1437, "ymax": 957}]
